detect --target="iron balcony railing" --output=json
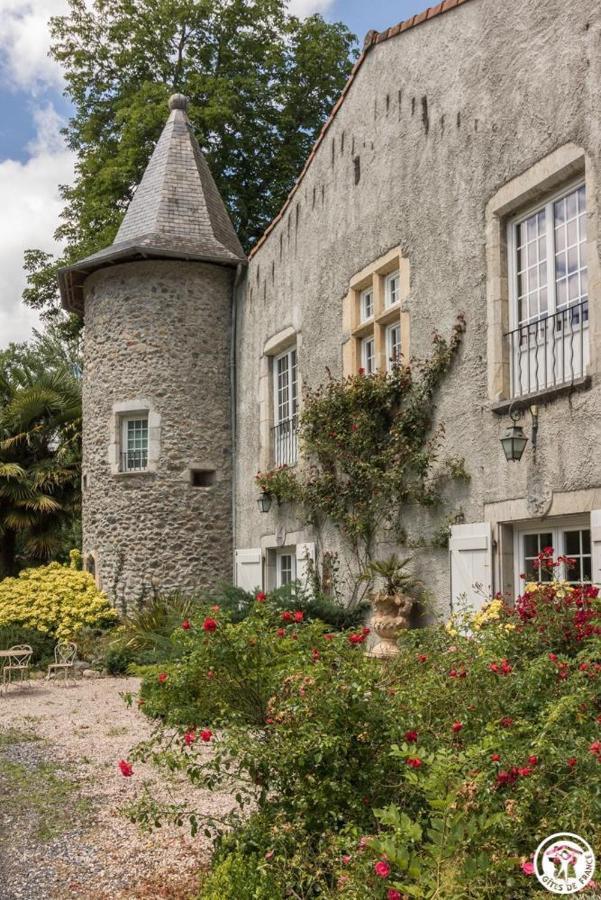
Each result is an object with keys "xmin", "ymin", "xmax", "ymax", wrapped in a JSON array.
[
  {"xmin": 272, "ymin": 416, "xmax": 298, "ymax": 466},
  {"xmin": 120, "ymin": 449, "xmax": 148, "ymax": 472},
  {"xmin": 505, "ymin": 300, "xmax": 589, "ymax": 399}
]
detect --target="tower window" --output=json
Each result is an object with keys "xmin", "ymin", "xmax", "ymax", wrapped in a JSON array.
[
  {"xmin": 191, "ymin": 469, "xmax": 216, "ymax": 487},
  {"xmin": 120, "ymin": 415, "xmax": 149, "ymax": 472}
]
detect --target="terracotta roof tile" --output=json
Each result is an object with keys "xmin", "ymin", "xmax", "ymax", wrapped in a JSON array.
[{"xmin": 249, "ymin": 0, "xmax": 475, "ymax": 259}]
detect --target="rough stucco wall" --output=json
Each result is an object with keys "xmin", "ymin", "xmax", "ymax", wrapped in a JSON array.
[
  {"xmin": 235, "ymin": 0, "xmax": 601, "ymax": 609},
  {"xmin": 83, "ymin": 260, "xmax": 233, "ymax": 604}
]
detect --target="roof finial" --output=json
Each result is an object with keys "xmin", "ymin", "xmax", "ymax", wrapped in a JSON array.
[{"xmin": 169, "ymin": 93, "xmax": 188, "ymax": 111}]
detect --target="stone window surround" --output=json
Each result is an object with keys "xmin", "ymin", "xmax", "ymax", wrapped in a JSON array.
[
  {"xmin": 484, "ymin": 489, "xmax": 601, "ymax": 598},
  {"xmin": 109, "ymin": 399, "xmax": 161, "ymax": 476},
  {"xmin": 258, "ymin": 326, "xmax": 301, "ymax": 471},
  {"xmin": 342, "ymin": 246, "xmax": 410, "ymax": 377},
  {"xmin": 486, "ymin": 143, "xmax": 601, "ymax": 406}
]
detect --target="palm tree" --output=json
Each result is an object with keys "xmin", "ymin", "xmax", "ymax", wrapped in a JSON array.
[{"xmin": 0, "ymin": 356, "xmax": 81, "ymax": 579}]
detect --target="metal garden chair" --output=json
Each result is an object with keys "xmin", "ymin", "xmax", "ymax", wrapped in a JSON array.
[
  {"xmin": 46, "ymin": 641, "xmax": 78, "ymax": 685},
  {"xmin": 1, "ymin": 645, "xmax": 33, "ymax": 694}
]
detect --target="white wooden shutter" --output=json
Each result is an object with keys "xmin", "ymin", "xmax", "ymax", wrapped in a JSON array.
[
  {"xmin": 296, "ymin": 542, "xmax": 316, "ymax": 589},
  {"xmin": 235, "ymin": 548, "xmax": 263, "ymax": 592},
  {"xmin": 591, "ymin": 511, "xmax": 601, "ymax": 585},
  {"xmin": 449, "ymin": 522, "xmax": 493, "ymax": 613}
]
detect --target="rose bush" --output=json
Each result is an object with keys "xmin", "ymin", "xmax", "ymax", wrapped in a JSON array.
[{"xmin": 127, "ymin": 558, "xmax": 601, "ymax": 899}]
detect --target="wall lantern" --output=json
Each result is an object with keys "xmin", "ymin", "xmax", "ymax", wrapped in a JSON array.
[
  {"xmin": 500, "ymin": 405, "xmax": 538, "ymax": 463},
  {"xmin": 257, "ymin": 491, "xmax": 273, "ymax": 513}
]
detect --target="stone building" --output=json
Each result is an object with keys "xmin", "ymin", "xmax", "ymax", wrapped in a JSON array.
[{"xmin": 60, "ymin": 0, "xmax": 601, "ymax": 613}]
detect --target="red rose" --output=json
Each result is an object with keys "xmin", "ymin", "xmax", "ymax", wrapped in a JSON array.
[
  {"xmin": 276, "ymin": 627, "xmax": 286, "ymax": 637},
  {"xmin": 256, "ymin": 591, "xmax": 267, "ymax": 602},
  {"xmin": 311, "ymin": 648, "xmax": 321, "ymax": 661},
  {"xmin": 406, "ymin": 757, "xmax": 422, "ymax": 769},
  {"xmin": 374, "ymin": 860, "xmax": 391, "ymax": 878},
  {"xmin": 281, "ymin": 611, "xmax": 293, "ymax": 622},
  {"xmin": 417, "ymin": 654, "xmax": 428, "ymax": 663},
  {"xmin": 348, "ymin": 632, "xmax": 365, "ymax": 645},
  {"xmin": 452, "ymin": 721, "xmax": 463, "ymax": 733},
  {"xmin": 528, "ymin": 755, "xmax": 538, "ymax": 766},
  {"xmin": 501, "ymin": 659, "xmax": 513, "ymax": 675},
  {"xmin": 358, "ymin": 367, "xmax": 365, "ymax": 375},
  {"xmin": 579, "ymin": 662, "xmax": 590, "ymax": 671},
  {"xmin": 405, "ymin": 730, "xmax": 418, "ymax": 743},
  {"xmin": 388, "ymin": 892, "xmax": 402, "ymax": 900},
  {"xmin": 567, "ymin": 757, "xmax": 577, "ymax": 768},
  {"xmin": 207, "ymin": 670, "xmax": 215, "ymax": 679},
  {"xmin": 184, "ymin": 730, "xmax": 195, "ymax": 746},
  {"xmin": 548, "ymin": 653, "xmax": 558, "ymax": 662},
  {"xmin": 517, "ymin": 766, "xmax": 533, "ymax": 777},
  {"xmin": 324, "ymin": 633, "xmax": 334, "ymax": 641},
  {"xmin": 181, "ymin": 619, "xmax": 191, "ymax": 630},
  {"xmin": 203, "ymin": 617, "xmax": 218, "ymax": 632},
  {"xmin": 342, "ymin": 854, "xmax": 351, "ymax": 865},
  {"xmin": 491, "ymin": 753, "xmax": 501, "ymax": 762},
  {"xmin": 488, "ymin": 662, "xmax": 499, "ymax": 673},
  {"xmin": 589, "ymin": 740, "xmax": 601, "ymax": 758},
  {"xmin": 362, "ymin": 626, "xmax": 370, "ymax": 636},
  {"xmin": 199, "ymin": 729, "xmax": 213, "ymax": 742},
  {"xmin": 158, "ymin": 672, "xmax": 168, "ymax": 683},
  {"xmin": 500, "ymin": 716, "xmax": 513, "ymax": 728},
  {"xmin": 118, "ymin": 759, "xmax": 133, "ymax": 777},
  {"xmin": 294, "ymin": 611, "xmax": 304, "ymax": 623}
]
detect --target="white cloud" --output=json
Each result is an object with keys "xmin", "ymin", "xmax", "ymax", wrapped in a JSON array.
[
  {"xmin": 0, "ymin": 0, "xmax": 68, "ymax": 91},
  {"xmin": 0, "ymin": 103, "xmax": 74, "ymax": 346},
  {"xmin": 288, "ymin": 0, "xmax": 335, "ymax": 16}
]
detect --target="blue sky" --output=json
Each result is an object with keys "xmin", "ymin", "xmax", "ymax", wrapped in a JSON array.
[{"xmin": 0, "ymin": 0, "xmax": 427, "ymax": 345}]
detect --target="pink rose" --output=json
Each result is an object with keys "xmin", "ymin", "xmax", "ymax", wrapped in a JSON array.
[{"xmin": 374, "ymin": 860, "xmax": 391, "ymax": 878}]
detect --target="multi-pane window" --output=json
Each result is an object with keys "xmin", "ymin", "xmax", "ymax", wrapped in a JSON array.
[
  {"xmin": 360, "ymin": 288, "xmax": 374, "ymax": 322},
  {"xmin": 513, "ymin": 184, "xmax": 587, "ymax": 327},
  {"xmin": 386, "ymin": 323, "xmax": 401, "ymax": 369},
  {"xmin": 273, "ymin": 348, "xmax": 298, "ymax": 465},
  {"xmin": 385, "ymin": 271, "xmax": 400, "ymax": 308},
  {"xmin": 277, "ymin": 551, "xmax": 296, "ymax": 587},
  {"xmin": 508, "ymin": 182, "xmax": 589, "ymax": 397},
  {"xmin": 517, "ymin": 523, "xmax": 592, "ymax": 585},
  {"xmin": 361, "ymin": 336, "xmax": 375, "ymax": 374},
  {"xmin": 121, "ymin": 416, "xmax": 149, "ymax": 471}
]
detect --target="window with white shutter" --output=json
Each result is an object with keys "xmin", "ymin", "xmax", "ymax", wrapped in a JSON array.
[{"xmin": 449, "ymin": 523, "xmax": 493, "ymax": 613}]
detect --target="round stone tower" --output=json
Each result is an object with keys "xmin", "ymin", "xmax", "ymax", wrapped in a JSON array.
[{"xmin": 59, "ymin": 95, "xmax": 246, "ymax": 605}]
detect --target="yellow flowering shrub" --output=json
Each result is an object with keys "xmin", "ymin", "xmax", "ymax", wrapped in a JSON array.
[{"xmin": 0, "ymin": 551, "xmax": 118, "ymax": 639}]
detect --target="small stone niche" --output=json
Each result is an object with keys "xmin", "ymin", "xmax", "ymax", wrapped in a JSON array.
[{"xmin": 190, "ymin": 469, "xmax": 216, "ymax": 487}]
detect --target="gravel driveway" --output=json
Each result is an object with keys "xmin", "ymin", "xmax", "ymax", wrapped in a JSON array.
[{"xmin": 0, "ymin": 677, "xmax": 233, "ymax": 900}]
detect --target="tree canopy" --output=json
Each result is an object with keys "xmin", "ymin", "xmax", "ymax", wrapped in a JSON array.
[
  {"xmin": 23, "ymin": 0, "xmax": 357, "ymax": 331},
  {"xmin": 0, "ymin": 331, "xmax": 82, "ymax": 578}
]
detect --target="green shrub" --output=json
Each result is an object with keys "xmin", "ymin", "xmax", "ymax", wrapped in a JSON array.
[{"xmin": 126, "ymin": 561, "xmax": 601, "ymax": 899}]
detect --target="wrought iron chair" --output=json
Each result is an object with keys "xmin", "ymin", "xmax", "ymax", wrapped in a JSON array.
[
  {"xmin": 46, "ymin": 641, "xmax": 78, "ymax": 685},
  {"xmin": 1, "ymin": 645, "xmax": 33, "ymax": 694}
]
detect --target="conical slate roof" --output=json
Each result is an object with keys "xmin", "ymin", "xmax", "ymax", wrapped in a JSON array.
[{"xmin": 59, "ymin": 94, "xmax": 246, "ymax": 315}]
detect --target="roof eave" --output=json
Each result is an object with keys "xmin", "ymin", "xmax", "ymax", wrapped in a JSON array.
[{"xmin": 59, "ymin": 243, "xmax": 248, "ymax": 317}]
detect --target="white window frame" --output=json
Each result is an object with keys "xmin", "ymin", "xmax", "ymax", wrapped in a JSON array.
[
  {"xmin": 120, "ymin": 414, "xmax": 149, "ymax": 472},
  {"xmin": 360, "ymin": 287, "xmax": 374, "ymax": 322},
  {"xmin": 513, "ymin": 516, "xmax": 592, "ymax": 589},
  {"xmin": 507, "ymin": 178, "xmax": 587, "ymax": 331},
  {"xmin": 273, "ymin": 347, "xmax": 298, "ymax": 465},
  {"xmin": 276, "ymin": 548, "xmax": 297, "ymax": 588},
  {"xmin": 384, "ymin": 271, "xmax": 400, "ymax": 309},
  {"xmin": 361, "ymin": 336, "xmax": 375, "ymax": 374},
  {"xmin": 385, "ymin": 322, "xmax": 402, "ymax": 370}
]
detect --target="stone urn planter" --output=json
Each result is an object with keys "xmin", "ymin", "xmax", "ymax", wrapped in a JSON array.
[{"xmin": 368, "ymin": 590, "xmax": 414, "ymax": 659}]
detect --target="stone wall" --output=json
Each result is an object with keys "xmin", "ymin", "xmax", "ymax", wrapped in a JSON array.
[
  {"xmin": 82, "ymin": 259, "xmax": 233, "ymax": 605},
  {"xmin": 234, "ymin": 0, "xmax": 601, "ymax": 610}
]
